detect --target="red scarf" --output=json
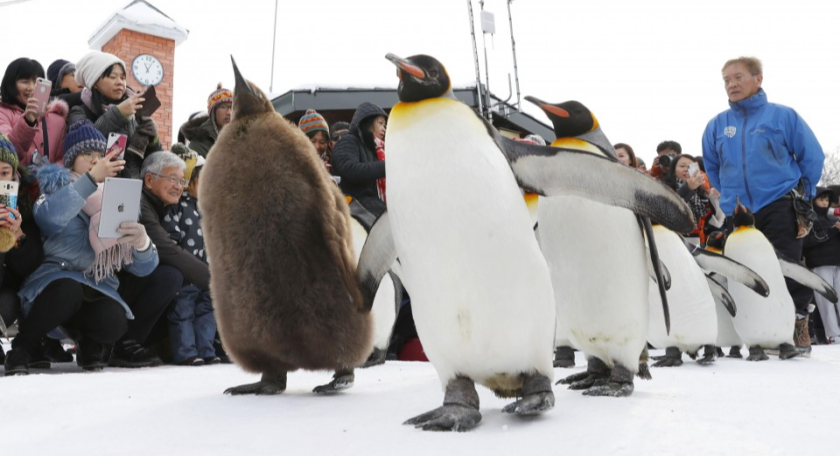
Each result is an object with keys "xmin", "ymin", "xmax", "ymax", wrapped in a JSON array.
[{"xmin": 374, "ymin": 137, "xmax": 386, "ymax": 203}]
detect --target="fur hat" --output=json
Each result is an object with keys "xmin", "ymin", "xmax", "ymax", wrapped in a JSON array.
[
  {"xmin": 75, "ymin": 51, "xmax": 125, "ymax": 89},
  {"xmin": 207, "ymin": 83, "xmax": 233, "ymax": 115},
  {"xmin": 298, "ymin": 109, "xmax": 330, "ymax": 139},
  {"xmin": 63, "ymin": 120, "xmax": 106, "ymax": 168},
  {"xmin": 0, "ymin": 133, "xmax": 18, "ymax": 171}
]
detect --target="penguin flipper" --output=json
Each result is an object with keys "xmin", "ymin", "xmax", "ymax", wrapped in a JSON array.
[
  {"xmin": 685, "ymin": 238, "xmax": 770, "ymax": 297},
  {"xmin": 496, "ymin": 135, "xmax": 694, "ymax": 233},
  {"xmin": 347, "ymin": 197, "xmax": 377, "ymax": 232},
  {"xmin": 358, "ymin": 210, "xmax": 399, "ymax": 312},
  {"xmin": 775, "ymin": 250, "xmax": 839, "ymax": 303},
  {"xmin": 641, "ymin": 216, "xmax": 670, "ymax": 334},
  {"xmin": 706, "ymin": 274, "xmax": 737, "ymax": 317}
]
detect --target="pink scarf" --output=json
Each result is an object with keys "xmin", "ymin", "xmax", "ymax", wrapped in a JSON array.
[
  {"xmin": 374, "ymin": 137, "xmax": 386, "ymax": 203},
  {"xmin": 71, "ymin": 173, "xmax": 134, "ymax": 282}
]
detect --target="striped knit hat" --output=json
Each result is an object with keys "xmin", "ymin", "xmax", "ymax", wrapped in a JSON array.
[
  {"xmin": 0, "ymin": 133, "xmax": 18, "ymax": 171},
  {"xmin": 207, "ymin": 83, "xmax": 233, "ymax": 115},
  {"xmin": 298, "ymin": 109, "xmax": 330, "ymax": 139},
  {"xmin": 63, "ymin": 120, "xmax": 106, "ymax": 168}
]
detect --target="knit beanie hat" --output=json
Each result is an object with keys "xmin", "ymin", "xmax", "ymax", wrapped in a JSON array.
[
  {"xmin": 171, "ymin": 142, "xmax": 199, "ymax": 182},
  {"xmin": 75, "ymin": 51, "xmax": 125, "ymax": 89},
  {"xmin": 63, "ymin": 120, "xmax": 106, "ymax": 168},
  {"xmin": 0, "ymin": 133, "xmax": 19, "ymax": 171},
  {"xmin": 207, "ymin": 83, "xmax": 233, "ymax": 115},
  {"xmin": 47, "ymin": 59, "xmax": 71, "ymax": 90},
  {"xmin": 298, "ymin": 109, "xmax": 330, "ymax": 139}
]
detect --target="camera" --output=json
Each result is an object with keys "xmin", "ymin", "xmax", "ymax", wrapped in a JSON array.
[{"xmin": 658, "ymin": 154, "xmax": 674, "ymax": 169}]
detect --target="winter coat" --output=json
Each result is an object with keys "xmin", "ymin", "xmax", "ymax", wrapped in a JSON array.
[
  {"xmin": 331, "ymin": 102, "xmax": 387, "ymax": 217},
  {"xmin": 19, "ymin": 166, "xmax": 159, "ymax": 319},
  {"xmin": 803, "ymin": 206, "xmax": 840, "ymax": 269},
  {"xmin": 161, "ymin": 191, "xmax": 207, "ymax": 275},
  {"xmin": 702, "ymin": 88, "xmax": 824, "ymax": 215},
  {"xmin": 140, "ymin": 188, "xmax": 210, "ymax": 290},
  {"xmin": 64, "ymin": 90, "xmax": 162, "ymax": 159},
  {"xmin": 179, "ymin": 114, "xmax": 217, "ymax": 157},
  {"xmin": 0, "ymin": 99, "xmax": 68, "ymax": 166}
]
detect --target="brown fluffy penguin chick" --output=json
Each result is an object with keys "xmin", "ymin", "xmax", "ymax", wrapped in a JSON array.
[{"xmin": 199, "ymin": 58, "xmax": 373, "ymax": 395}]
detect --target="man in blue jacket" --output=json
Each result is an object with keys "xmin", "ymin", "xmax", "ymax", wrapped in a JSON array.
[{"xmin": 702, "ymin": 56, "xmax": 825, "ymax": 356}]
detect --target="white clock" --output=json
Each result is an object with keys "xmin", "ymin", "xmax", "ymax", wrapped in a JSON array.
[{"xmin": 131, "ymin": 54, "xmax": 164, "ymax": 86}]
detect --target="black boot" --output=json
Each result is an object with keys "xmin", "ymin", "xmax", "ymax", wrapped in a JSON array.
[
  {"xmin": 109, "ymin": 339, "xmax": 162, "ymax": 368},
  {"xmin": 4, "ymin": 348, "xmax": 30, "ymax": 376},
  {"xmin": 42, "ymin": 338, "xmax": 74, "ymax": 363},
  {"xmin": 76, "ymin": 338, "xmax": 107, "ymax": 372}
]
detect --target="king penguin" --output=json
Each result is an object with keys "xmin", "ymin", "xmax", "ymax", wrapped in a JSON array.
[
  {"xmin": 376, "ymin": 53, "xmax": 694, "ymax": 431},
  {"xmin": 724, "ymin": 200, "xmax": 838, "ymax": 360},
  {"xmin": 524, "ymin": 97, "xmax": 659, "ymax": 397},
  {"xmin": 200, "ymin": 58, "xmax": 373, "ymax": 395},
  {"xmin": 705, "ymin": 231, "xmax": 744, "ymax": 358}
]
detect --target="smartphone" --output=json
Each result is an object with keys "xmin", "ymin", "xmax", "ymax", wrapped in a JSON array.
[
  {"xmin": 106, "ymin": 133, "xmax": 128, "ymax": 160},
  {"xmin": 688, "ymin": 162, "xmax": 700, "ymax": 177},
  {"xmin": 33, "ymin": 77, "xmax": 51, "ymax": 116},
  {"xmin": 0, "ymin": 181, "xmax": 19, "ymax": 220},
  {"xmin": 135, "ymin": 84, "xmax": 161, "ymax": 118}
]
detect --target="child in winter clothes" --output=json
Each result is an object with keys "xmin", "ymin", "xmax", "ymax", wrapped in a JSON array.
[
  {"xmin": 803, "ymin": 187, "xmax": 840, "ymax": 344},
  {"xmin": 160, "ymin": 150, "xmax": 217, "ymax": 365}
]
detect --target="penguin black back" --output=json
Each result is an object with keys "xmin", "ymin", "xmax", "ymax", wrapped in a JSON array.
[
  {"xmin": 385, "ymin": 53, "xmax": 451, "ymax": 102},
  {"xmin": 732, "ymin": 199, "xmax": 755, "ymax": 228}
]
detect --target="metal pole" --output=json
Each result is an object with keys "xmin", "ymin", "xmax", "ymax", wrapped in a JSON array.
[
  {"xmin": 466, "ymin": 0, "xmax": 484, "ymax": 118},
  {"xmin": 269, "ymin": 0, "xmax": 278, "ymax": 93},
  {"xmin": 507, "ymin": 0, "xmax": 521, "ymax": 111},
  {"xmin": 479, "ymin": 0, "xmax": 492, "ymax": 122}
]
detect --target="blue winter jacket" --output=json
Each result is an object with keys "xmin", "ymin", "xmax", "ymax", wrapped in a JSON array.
[
  {"xmin": 702, "ymin": 89, "xmax": 824, "ymax": 215},
  {"xmin": 19, "ymin": 167, "xmax": 159, "ymax": 321}
]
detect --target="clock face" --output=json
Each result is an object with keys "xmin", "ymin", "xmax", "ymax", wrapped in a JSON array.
[{"xmin": 131, "ymin": 54, "xmax": 164, "ymax": 86}]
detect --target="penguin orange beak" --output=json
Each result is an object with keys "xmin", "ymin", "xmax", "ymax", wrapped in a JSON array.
[
  {"xmin": 385, "ymin": 53, "xmax": 425, "ymax": 80},
  {"xmin": 524, "ymin": 95, "xmax": 569, "ymax": 118}
]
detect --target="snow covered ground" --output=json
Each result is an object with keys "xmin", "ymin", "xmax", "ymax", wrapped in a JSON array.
[{"xmin": 2, "ymin": 341, "xmax": 838, "ymax": 455}]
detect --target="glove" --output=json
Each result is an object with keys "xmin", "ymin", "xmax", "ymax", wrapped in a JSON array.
[{"xmin": 117, "ymin": 222, "xmax": 151, "ymax": 251}]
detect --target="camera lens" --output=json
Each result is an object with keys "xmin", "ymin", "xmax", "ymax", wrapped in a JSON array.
[{"xmin": 659, "ymin": 155, "xmax": 671, "ymax": 168}]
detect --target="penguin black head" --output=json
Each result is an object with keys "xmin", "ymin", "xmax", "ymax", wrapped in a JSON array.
[
  {"xmin": 385, "ymin": 53, "xmax": 452, "ymax": 102},
  {"xmin": 230, "ymin": 56, "xmax": 274, "ymax": 119},
  {"xmin": 524, "ymin": 96, "xmax": 598, "ymax": 138},
  {"xmin": 732, "ymin": 196, "xmax": 755, "ymax": 228},
  {"xmin": 705, "ymin": 231, "xmax": 728, "ymax": 251}
]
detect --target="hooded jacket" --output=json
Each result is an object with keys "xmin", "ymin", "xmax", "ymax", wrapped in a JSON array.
[
  {"xmin": 19, "ymin": 165, "xmax": 159, "ymax": 319},
  {"xmin": 803, "ymin": 189, "xmax": 840, "ymax": 269},
  {"xmin": 702, "ymin": 89, "xmax": 824, "ymax": 215},
  {"xmin": 179, "ymin": 114, "xmax": 217, "ymax": 157},
  {"xmin": 331, "ymin": 102, "xmax": 387, "ymax": 217},
  {"xmin": 0, "ymin": 99, "xmax": 68, "ymax": 166}
]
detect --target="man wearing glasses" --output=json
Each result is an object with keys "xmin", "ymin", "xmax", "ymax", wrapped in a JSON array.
[{"xmin": 702, "ymin": 56, "xmax": 824, "ymax": 356}]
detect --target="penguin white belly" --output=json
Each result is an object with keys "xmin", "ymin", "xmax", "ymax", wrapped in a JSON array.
[
  {"xmin": 539, "ymin": 195, "xmax": 648, "ymax": 372},
  {"xmin": 724, "ymin": 228, "xmax": 795, "ymax": 348},
  {"xmin": 711, "ymin": 275, "xmax": 743, "ymax": 347},
  {"xmin": 387, "ymin": 99, "xmax": 555, "ymax": 389},
  {"xmin": 647, "ymin": 226, "xmax": 717, "ymax": 353},
  {"xmin": 350, "ymin": 218, "xmax": 398, "ymax": 351}
]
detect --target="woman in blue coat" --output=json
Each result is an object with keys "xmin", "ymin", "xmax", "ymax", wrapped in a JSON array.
[{"xmin": 4, "ymin": 121, "xmax": 159, "ymax": 376}]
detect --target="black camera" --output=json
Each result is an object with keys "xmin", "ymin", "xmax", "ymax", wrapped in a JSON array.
[{"xmin": 658, "ymin": 154, "xmax": 674, "ymax": 169}]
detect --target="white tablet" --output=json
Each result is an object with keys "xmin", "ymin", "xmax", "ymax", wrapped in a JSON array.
[{"xmin": 97, "ymin": 177, "xmax": 143, "ymax": 239}]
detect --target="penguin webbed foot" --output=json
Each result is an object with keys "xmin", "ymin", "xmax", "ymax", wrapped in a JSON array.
[
  {"xmin": 778, "ymin": 343, "xmax": 801, "ymax": 360},
  {"xmin": 224, "ymin": 371, "xmax": 287, "ymax": 395},
  {"xmin": 405, "ymin": 376, "xmax": 481, "ymax": 432},
  {"xmin": 359, "ymin": 347, "xmax": 387, "ymax": 369},
  {"xmin": 568, "ymin": 375, "xmax": 609, "ymax": 390},
  {"xmin": 636, "ymin": 362, "xmax": 652, "ymax": 380},
  {"xmin": 583, "ymin": 381, "xmax": 634, "ymax": 397},
  {"xmin": 501, "ymin": 373, "xmax": 554, "ymax": 415},
  {"xmin": 404, "ymin": 405, "xmax": 482, "ymax": 432},
  {"xmin": 696, "ymin": 345, "xmax": 716, "ymax": 365},
  {"xmin": 553, "ymin": 346, "xmax": 576, "ymax": 368},
  {"xmin": 727, "ymin": 346, "xmax": 743, "ymax": 359},
  {"xmin": 746, "ymin": 346, "xmax": 769, "ymax": 362},
  {"xmin": 313, "ymin": 369, "xmax": 355, "ymax": 394},
  {"xmin": 652, "ymin": 347, "xmax": 683, "ymax": 367}
]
